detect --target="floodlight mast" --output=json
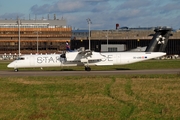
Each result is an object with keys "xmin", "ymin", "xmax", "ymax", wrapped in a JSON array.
[
  {"xmin": 33, "ymin": 31, "xmax": 42, "ymax": 54},
  {"xmin": 18, "ymin": 19, "xmax": 21, "ymax": 56},
  {"xmin": 86, "ymin": 18, "xmax": 92, "ymax": 50},
  {"xmin": 37, "ymin": 32, "xmax": 39, "ymax": 54},
  {"xmin": 106, "ymin": 30, "xmax": 109, "ymax": 51}
]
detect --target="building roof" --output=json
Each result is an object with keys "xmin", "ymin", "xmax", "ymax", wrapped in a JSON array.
[{"xmin": 0, "ymin": 19, "xmax": 67, "ymax": 27}]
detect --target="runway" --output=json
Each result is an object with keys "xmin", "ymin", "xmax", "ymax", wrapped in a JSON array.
[{"xmin": 0, "ymin": 69, "xmax": 180, "ymax": 77}]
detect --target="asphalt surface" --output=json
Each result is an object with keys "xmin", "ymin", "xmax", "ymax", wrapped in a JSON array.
[{"xmin": 0, "ymin": 69, "xmax": 180, "ymax": 77}]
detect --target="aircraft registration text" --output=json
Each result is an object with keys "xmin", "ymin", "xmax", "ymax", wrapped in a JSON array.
[{"xmin": 133, "ymin": 56, "xmax": 147, "ymax": 59}]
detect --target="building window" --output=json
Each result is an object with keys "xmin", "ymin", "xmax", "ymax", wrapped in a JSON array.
[{"xmin": 108, "ymin": 47, "xmax": 117, "ymax": 52}]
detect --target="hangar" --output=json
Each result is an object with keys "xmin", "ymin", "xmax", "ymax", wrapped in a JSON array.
[{"xmin": 71, "ymin": 27, "xmax": 180, "ymax": 55}]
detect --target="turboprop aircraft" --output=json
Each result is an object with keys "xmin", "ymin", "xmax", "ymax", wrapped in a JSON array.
[{"xmin": 7, "ymin": 26, "xmax": 172, "ymax": 72}]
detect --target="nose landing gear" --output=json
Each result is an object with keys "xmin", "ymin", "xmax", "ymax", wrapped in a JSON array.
[
  {"xmin": 14, "ymin": 68, "xmax": 18, "ymax": 72},
  {"xmin": 85, "ymin": 66, "xmax": 91, "ymax": 71}
]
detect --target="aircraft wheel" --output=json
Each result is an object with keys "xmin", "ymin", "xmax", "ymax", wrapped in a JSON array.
[
  {"xmin": 87, "ymin": 67, "xmax": 91, "ymax": 71},
  {"xmin": 14, "ymin": 69, "xmax": 18, "ymax": 72},
  {"xmin": 85, "ymin": 67, "xmax": 91, "ymax": 71},
  {"xmin": 85, "ymin": 67, "xmax": 87, "ymax": 71}
]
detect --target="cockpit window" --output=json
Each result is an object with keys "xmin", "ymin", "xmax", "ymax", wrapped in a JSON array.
[{"xmin": 17, "ymin": 57, "xmax": 25, "ymax": 60}]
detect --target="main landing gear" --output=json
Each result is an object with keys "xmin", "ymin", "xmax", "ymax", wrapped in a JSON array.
[
  {"xmin": 81, "ymin": 59, "xmax": 91, "ymax": 71},
  {"xmin": 14, "ymin": 68, "xmax": 18, "ymax": 72},
  {"xmin": 85, "ymin": 66, "xmax": 91, "ymax": 71}
]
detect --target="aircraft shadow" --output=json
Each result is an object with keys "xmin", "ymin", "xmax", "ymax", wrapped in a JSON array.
[
  {"xmin": 59, "ymin": 69, "xmax": 74, "ymax": 71},
  {"xmin": 115, "ymin": 68, "xmax": 132, "ymax": 70}
]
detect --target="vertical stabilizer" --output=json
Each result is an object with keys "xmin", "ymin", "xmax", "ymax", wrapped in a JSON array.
[{"xmin": 145, "ymin": 26, "xmax": 172, "ymax": 52}]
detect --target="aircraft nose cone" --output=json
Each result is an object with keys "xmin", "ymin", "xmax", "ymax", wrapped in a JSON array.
[{"xmin": 7, "ymin": 63, "xmax": 14, "ymax": 68}]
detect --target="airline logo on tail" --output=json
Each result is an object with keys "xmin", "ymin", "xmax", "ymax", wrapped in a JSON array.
[
  {"xmin": 156, "ymin": 35, "xmax": 165, "ymax": 44},
  {"xmin": 145, "ymin": 26, "xmax": 172, "ymax": 52}
]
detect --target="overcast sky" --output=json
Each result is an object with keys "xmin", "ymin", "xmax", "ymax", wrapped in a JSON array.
[{"xmin": 0, "ymin": 0, "xmax": 180, "ymax": 30}]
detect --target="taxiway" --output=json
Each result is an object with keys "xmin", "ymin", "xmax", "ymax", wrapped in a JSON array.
[{"xmin": 0, "ymin": 69, "xmax": 180, "ymax": 77}]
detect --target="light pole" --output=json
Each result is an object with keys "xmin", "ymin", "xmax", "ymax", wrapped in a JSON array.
[
  {"xmin": 106, "ymin": 30, "xmax": 109, "ymax": 52},
  {"xmin": 34, "ymin": 31, "xmax": 41, "ymax": 54},
  {"xmin": 37, "ymin": 31, "xmax": 38, "ymax": 54},
  {"xmin": 86, "ymin": 18, "xmax": 92, "ymax": 50},
  {"xmin": 18, "ymin": 19, "xmax": 21, "ymax": 56}
]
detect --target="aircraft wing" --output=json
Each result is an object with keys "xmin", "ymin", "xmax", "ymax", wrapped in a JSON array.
[
  {"xmin": 78, "ymin": 50, "xmax": 92, "ymax": 58},
  {"xmin": 65, "ymin": 50, "xmax": 105, "ymax": 62},
  {"xmin": 79, "ymin": 50, "xmax": 107, "ymax": 61}
]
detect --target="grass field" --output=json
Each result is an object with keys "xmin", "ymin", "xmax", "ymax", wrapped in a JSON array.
[
  {"xmin": 0, "ymin": 60, "xmax": 180, "ymax": 119},
  {"xmin": 0, "ymin": 75, "xmax": 180, "ymax": 119}
]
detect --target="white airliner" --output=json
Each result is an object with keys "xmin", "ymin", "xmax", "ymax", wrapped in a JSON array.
[{"xmin": 7, "ymin": 27, "xmax": 172, "ymax": 71}]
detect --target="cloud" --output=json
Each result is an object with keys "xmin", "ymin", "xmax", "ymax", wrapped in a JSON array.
[
  {"xmin": 159, "ymin": 1, "xmax": 180, "ymax": 14},
  {"xmin": 117, "ymin": 0, "xmax": 152, "ymax": 9},
  {"xmin": 91, "ymin": 1, "xmax": 112, "ymax": 12},
  {"xmin": 30, "ymin": 4, "xmax": 51, "ymax": 14},
  {"xmin": 56, "ymin": 1, "xmax": 85, "ymax": 12},
  {"xmin": 68, "ymin": 0, "xmax": 180, "ymax": 29},
  {"xmin": 30, "ymin": 0, "xmax": 112, "ymax": 15},
  {"xmin": 1, "ymin": 0, "xmax": 178, "ymax": 30},
  {"xmin": 30, "ymin": 0, "xmax": 86, "ymax": 14},
  {"xmin": 0, "ymin": 13, "xmax": 25, "ymax": 19}
]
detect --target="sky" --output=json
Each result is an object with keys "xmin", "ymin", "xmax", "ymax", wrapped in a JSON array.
[{"xmin": 0, "ymin": 0, "xmax": 180, "ymax": 30}]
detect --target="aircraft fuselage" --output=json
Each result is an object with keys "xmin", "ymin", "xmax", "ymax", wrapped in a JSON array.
[{"xmin": 7, "ymin": 51, "xmax": 166, "ymax": 69}]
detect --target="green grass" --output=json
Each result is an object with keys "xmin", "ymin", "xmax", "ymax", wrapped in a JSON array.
[
  {"xmin": 0, "ymin": 60, "xmax": 180, "ymax": 119},
  {"xmin": 1, "ymin": 59, "xmax": 180, "ymax": 71},
  {"xmin": 0, "ymin": 75, "xmax": 180, "ymax": 119}
]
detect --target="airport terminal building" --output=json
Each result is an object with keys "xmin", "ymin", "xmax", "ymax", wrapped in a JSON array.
[{"xmin": 0, "ymin": 18, "xmax": 71, "ymax": 54}]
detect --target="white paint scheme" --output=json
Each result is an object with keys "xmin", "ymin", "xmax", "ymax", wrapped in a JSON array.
[{"xmin": 7, "ymin": 51, "xmax": 166, "ymax": 71}]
